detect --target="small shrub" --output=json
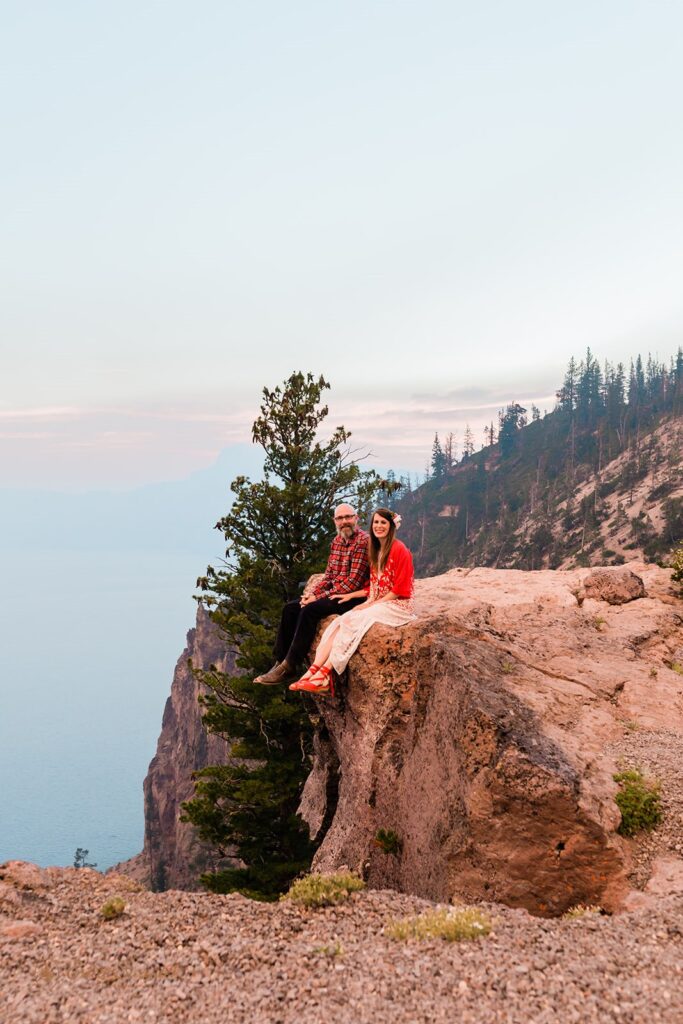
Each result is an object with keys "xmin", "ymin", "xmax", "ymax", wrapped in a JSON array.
[
  {"xmin": 501, "ymin": 659, "xmax": 515, "ymax": 675},
  {"xmin": 563, "ymin": 904, "xmax": 602, "ymax": 919},
  {"xmin": 613, "ymin": 769, "xmax": 663, "ymax": 837},
  {"xmin": 385, "ymin": 906, "xmax": 491, "ymax": 943},
  {"xmin": 100, "ymin": 897, "xmax": 125, "ymax": 920},
  {"xmin": 282, "ymin": 872, "xmax": 365, "ymax": 908},
  {"xmin": 374, "ymin": 829, "xmax": 403, "ymax": 857},
  {"xmin": 649, "ymin": 667, "xmax": 658, "ymax": 679},
  {"xmin": 672, "ymin": 662, "xmax": 683, "ymax": 676},
  {"xmin": 671, "ymin": 543, "xmax": 683, "ymax": 593},
  {"xmin": 623, "ymin": 720, "xmax": 639, "ymax": 732},
  {"xmin": 593, "ymin": 616, "xmax": 607, "ymax": 631},
  {"xmin": 312, "ymin": 939, "xmax": 344, "ymax": 957}
]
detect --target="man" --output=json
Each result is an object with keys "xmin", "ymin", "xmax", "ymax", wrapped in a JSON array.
[{"xmin": 254, "ymin": 503, "xmax": 370, "ymax": 685}]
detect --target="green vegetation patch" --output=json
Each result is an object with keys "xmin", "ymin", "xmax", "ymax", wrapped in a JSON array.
[
  {"xmin": 671, "ymin": 542, "xmax": 683, "ymax": 594},
  {"xmin": 100, "ymin": 896, "xmax": 126, "ymax": 920},
  {"xmin": 613, "ymin": 769, "xmax": 663, "ymax": 837},
  {"xmin": 373, "ymin": 828, "xmax": 403, "ymax": 856},
  {"xmin": 283, "ymin": 872, "xmax": 365, "ymax": 908},
  {"xmin": 385, "ymin": 906, "xmax": 492, "ymax": 943},
  {"xmin": 563, "ymin": 904, "xmax": 602, "ymax": 919}
]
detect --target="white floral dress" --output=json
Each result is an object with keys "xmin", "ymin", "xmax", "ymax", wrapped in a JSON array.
[{"xmin": 320, "ymin": 539, "xmax": 416, "ymax": 674}]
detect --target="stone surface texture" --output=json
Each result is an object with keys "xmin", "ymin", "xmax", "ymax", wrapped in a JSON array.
[
  {"xmin": 2, "ymin": 863, "xmax": 683, "ymax": 1024},
  {"xmin": 114, "ymin": 605, "xmax": 233, "ymax": 891},
  {"xmin": 301, "ymin": 563, "xmax": 683, "ymax": 916},
  {"xmin": 583, "ymin": 567, "xmax": 647, "ymax": 605}
]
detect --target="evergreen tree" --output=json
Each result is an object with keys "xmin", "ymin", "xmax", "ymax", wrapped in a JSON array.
[
  {"xmin": 498, "ymin": 402, "xmax": 527, "ymax": 458},
  {"xmin": 462, "ymin": 423, "xmax": 475, "ymax": 459},
  {"xmin": 484, "ymin": 421, "xmax": 497, "ymax": 447},
  {"xmin": 431, "ymin": 433, "xmax": 447, "ymax": 478},
  {"xmin": 444, "ymin": 432, "xmax": 456, "ymax": 468},
  {"xmin": 557, "ymin": 357, "xmax": 578, "ymax": 411},
  {"xmin": 183, "ymin": 372, "xmax": 376, "ymax": 899},
  {"xmin": 377, "ymin": 470, "xmax": 403, "ymax": 508}
]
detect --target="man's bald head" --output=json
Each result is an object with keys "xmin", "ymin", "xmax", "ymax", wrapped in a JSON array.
[{"xmin": 333, "ymin": 504, "xmax": 358, "ymax": 539}]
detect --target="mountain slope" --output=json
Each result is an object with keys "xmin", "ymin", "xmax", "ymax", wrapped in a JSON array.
[{"xmin": 399, "ymin": 354, "xmax": 682, "ymax": 575}]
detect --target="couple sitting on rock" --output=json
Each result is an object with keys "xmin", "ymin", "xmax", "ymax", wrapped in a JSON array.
[{"xmin": 254, "ymin": 504, "xmax": 416, "ymax": 696}]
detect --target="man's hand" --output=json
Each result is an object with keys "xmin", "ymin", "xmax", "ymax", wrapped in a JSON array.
[
  {"xmin": 330, "ymin": 593, "xmax": 354, "ymax": 603},
  {"xmin": 300, "ymin": 593, "xmax": 317, "ymax": 606}
]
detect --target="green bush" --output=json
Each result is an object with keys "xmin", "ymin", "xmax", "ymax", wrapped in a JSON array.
[
  {"xmin": 100, "ymin": 897, "xmax": 125, "ymax": 920},
  {"xmin": 373, "ymin": 829, "xmax": 403, "ymax": 856},
  {"xmin": 613, "ymin": 769, "xmax": 663, "ymax": 837},
  {"xmin": 385, "ymin": 906, "xmax": 491, "ymax": 942},
  {"xmin": 282, "ymin": 872, "xmax": 365, "ymax": 908},
  {"xmin": 671, "ymin": 543, "xmax": 683, "ymax": 593}
]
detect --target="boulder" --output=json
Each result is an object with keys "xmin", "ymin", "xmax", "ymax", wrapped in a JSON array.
[
  {"xmin": 583, "ymin": 568, "xmax": 646, "ymax": 605},
  {"xmin": 0, "ymin": 861, "xmax": 51, "ymax": 891},
  {"xmin": 300, "ymin": 563, "xmax": 683, "ymax": 915}
]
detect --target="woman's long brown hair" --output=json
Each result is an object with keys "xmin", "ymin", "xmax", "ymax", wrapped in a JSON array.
[{"xmin": 368, "ymin": 508, "xmax": 397, "ymax": 573}]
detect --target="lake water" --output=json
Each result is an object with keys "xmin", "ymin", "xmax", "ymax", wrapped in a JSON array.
[{"xmin": 0, "ymin": 547, "xmax": 207, "ymax": 871}]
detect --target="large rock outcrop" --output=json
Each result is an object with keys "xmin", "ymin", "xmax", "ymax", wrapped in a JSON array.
[
  {"xmin": 121, "ymin": 563, "xmax": 683, "ymax": 912},
  {"xmin": 115, "ymin": 606, "xmax": 233, "ymax": 890},
  {"xmin": 300, "ymin": 563, "xmax": 683, "ymax": 915}
]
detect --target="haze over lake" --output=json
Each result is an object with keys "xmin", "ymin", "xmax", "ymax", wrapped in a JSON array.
[{"xmin": 0, "ymin": 446, "xmax": 261, "ymax": 870}]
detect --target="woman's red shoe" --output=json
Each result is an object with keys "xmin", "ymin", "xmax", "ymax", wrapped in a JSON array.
[{"xmin": 290, "ymin": 665, "xmax": 335, "ymax": 697}]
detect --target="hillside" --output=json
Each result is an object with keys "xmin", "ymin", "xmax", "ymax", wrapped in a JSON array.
[{"xmin": 398, "ymin": 351, "xmax": 683, "ymax": 576}]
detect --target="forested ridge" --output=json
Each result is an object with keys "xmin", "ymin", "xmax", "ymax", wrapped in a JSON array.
[{"xmin": 397, "ymin": 349, "xmax": 683, "ymax": 575}]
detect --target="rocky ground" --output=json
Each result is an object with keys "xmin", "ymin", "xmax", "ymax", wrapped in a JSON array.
[{"xmin": 2, "ymin": 860, "xmax": 683, "ymax": 1024}]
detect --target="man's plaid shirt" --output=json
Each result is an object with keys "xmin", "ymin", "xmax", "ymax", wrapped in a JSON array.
[{"xmin": 312, "ymin": 529, "xmax": 370, "ymax": 598}]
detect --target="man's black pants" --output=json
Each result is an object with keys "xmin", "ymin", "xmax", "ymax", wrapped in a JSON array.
[{"xmin": 274, "ymin": 596, "xmax": 366, "ymax": 667}]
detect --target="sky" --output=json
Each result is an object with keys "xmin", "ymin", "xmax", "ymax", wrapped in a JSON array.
[{"xmin": 3, "ymin": 0, "xmax": 683, "ymax": 489}]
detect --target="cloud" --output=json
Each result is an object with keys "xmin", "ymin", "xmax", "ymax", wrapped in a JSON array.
[
  {"xmin": 0, "ymin": 406, "xmax": 83, "ymax": 420},
  {"xmin": 0, "ymin": 383, "xmax": 561, "ymax": 488}
]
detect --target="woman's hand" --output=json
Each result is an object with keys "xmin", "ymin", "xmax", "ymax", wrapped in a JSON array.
[{"xmin": 330, "ymin": 589, "xmax": 366, "ymax": 604}]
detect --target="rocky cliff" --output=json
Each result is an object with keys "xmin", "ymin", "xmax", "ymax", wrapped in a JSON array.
[
  {"xmin": 122, "ymin": 564, "xmax": 683, "ymax": 916},
  {"xmin": 115, "ymin": 605, "xmax": 233, "ymax": 891},
  {"xmin": 300, "ymin": 563, "xmax": 683, "ymax": 915}
]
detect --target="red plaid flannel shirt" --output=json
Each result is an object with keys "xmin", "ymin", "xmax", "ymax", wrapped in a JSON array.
[{"xmin": 312, "ymin": 529, "xmax": 370, "ymax": 598}]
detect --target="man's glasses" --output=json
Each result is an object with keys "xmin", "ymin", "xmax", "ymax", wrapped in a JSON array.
[{"xmin": 334, "ymin": 514, "xmax": 356, "ymax": 522}]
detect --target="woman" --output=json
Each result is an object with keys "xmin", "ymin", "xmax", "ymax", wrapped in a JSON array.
[{"xmin": 289, "ymin": 508, "xmax": 416, "ymax": 696}]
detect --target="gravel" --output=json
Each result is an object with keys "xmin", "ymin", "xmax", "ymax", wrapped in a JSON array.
[
  {"xmin": 609, "ymin": 727, "xmax": 683, "ymax": 887},
  {"xmin": 2, "ymin": 864, "xmax": 683, "ymax": 1024}
]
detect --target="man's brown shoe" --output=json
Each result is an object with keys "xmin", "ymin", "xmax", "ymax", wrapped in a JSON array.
[{"xmin": 253, "ymin": 660, "xmax": 297, "ymax": 686}]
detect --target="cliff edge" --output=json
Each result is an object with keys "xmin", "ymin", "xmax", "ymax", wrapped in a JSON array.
[
  {"xmin": 121, "ymin": 564, "xmax": 683, "ymax": 913},
  {"xmin": 300, "ymin": 563, "xmax": 683, "ymax": 915},
  {"xmin": 114, "ymin": 605, "xmax": 233, "ymax": 890}
]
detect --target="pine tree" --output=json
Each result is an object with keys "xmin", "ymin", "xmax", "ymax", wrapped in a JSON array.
[
  {"xmin": 377, "ymin": 470, "xmax": 403, "ymax": 509},
  {"xmin": 482, "ymin": 422, "xmax": 492, "ymax": 447},
  {"xmin": 183, "ymin": 372, "xmax": 376, "ymax": 899},
  {"xmin": 444, "ymin": 432, "xmax": 456, "ymax": 468},
  {"xmin": 462, "ymin": 424, "xmax": 475, "ymax": 459},
  {"xmin": 431, "ymin": 433, "xmax": 447, "ymax": 478},
  {"xmin": 557, "ymin": 357, "xmax": 578, "ymax": 411},
  {"xmin": 498, "ymin": 402, "xmax": 527, "ymax": 458}
]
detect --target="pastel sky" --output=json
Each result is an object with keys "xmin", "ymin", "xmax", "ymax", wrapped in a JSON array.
[{"xmin": 3, "ymin": 0, "xmax": 682, "ymax": 489}]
